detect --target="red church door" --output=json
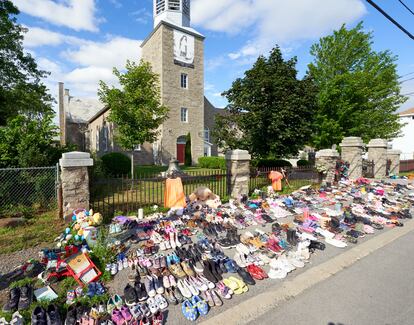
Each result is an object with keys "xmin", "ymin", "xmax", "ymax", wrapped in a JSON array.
[{"xmin": 176, "ymin": 136, "xmax": 187, "ymax": 164}]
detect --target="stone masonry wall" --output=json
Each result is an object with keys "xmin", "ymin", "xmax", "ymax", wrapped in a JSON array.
[{"xmin": 61, "ymin": 167, "xmax": 89, "ymax": 218}]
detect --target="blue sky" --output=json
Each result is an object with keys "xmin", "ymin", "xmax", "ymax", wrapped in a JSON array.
[{"xmin": 12, "ymin": 0, "xmax": 414, "ymax": 111}]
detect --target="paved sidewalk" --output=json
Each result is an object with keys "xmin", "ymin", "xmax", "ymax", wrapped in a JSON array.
[{"xmin": 252, "ymin": 229, "xmax": 414, "ymax": 325}]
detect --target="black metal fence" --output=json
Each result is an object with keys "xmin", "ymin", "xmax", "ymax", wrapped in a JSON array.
[
  {"xmin": 249, "ymin": 166, "xmax": 320, "ymax": 194},
  {"xmin": 90, "ymin": 170, "xmax": 228, "ymax": 219},
  {"xmin": 0, "ymin": 166, "xmax": 58, "ymax": 217},
  {"xmin": 362, "ymin": 159, "xmax": 375, "ymax": 178}
]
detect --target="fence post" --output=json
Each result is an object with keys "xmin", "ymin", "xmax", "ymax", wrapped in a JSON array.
[
  {"xmin": 387, "ymin": 149, "xmax": 401, "ymax": 176},
  {"xmin": 367, "ymin": 139, "xmax": 388, "ymax": 179},
  {"xmin": 225, "ymin": 149, "xmax": 251, "ymax": 199},
  {"xmin": 339, "ymin": 137, "xmax": 364, "ymax": 179},
  {"xmin": 315, "ymin": 149, "xmax": 339, "ymax": 184},
  {"xmin": 59, "ymin": 152, "xmax": 94, "ymax": 221}
]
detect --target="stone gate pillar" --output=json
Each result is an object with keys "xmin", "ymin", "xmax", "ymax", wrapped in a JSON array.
[
  {"xmin": 315, "ymin": 149, "xmax": 340, "ymax": 184},
  {"xmin": 387, "ymin": 149, "xmax": 401, "ymax": 176},
  {"xmin": 367, "ymin": 139, "xmax": 388, "ymax": 179},
  {"xmin": 225, "ymin": 150, "xmax": 251, "ymax": 199},
  {"xmin": 59, "ymin": 152, "xmax": 94, "ymax": 220},
  {"xmin": 339, "ymin": 137, "xmax": 364, "ymax": 179}
]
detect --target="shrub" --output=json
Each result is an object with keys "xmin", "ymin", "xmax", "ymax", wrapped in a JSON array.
[
  {"xmin": 198, "ymin": 156, "xmax": 226, "ymax": 169},
  {"xmin": 252, "ymin": 158, "xmax": 292, "ymax": 168},
  {"xmin": 101, "ymin": 152, "xmax": 131, "ymax": 176},
  {"xmin": 185, "ymin": 133, "xmax": 192, "ymax": 166},
  {"xmin": 297, "ymin": 159, "xmax": 311, "ymax": 167}
]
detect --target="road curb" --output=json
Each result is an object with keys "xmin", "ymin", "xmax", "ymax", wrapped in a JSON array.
[{"xmin": 200, "ymin": 219, "xmax": 414, "ymax": 325}]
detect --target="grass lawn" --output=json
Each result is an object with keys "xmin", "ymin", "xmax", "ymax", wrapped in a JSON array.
[
  {"xmin": 400, "ymin": 171, "xmax": 414, "ymax": 177},
  {"xmin": 0, "ymin": 211, "xmax": 65, "ymax": 254}
]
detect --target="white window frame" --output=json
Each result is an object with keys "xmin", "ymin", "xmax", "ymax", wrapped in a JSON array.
[
  {"xmin": 180, "ymin": 107, "xmax": 188, "ymax": 123},
  {"xmin": 204, "ymin": 127, "xmax": 210, "ymax": 143},
  {"xmin": 181, "ymin": 73, "xmax": 188, "ymax": 89},
  {"xmin": 134, "ymin": 144, "xmax": 142, "ymax": 152}
]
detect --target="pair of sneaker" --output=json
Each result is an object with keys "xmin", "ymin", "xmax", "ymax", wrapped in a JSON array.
[
  {"xmin": 86, "ymin": 281, "xmax": 105, "ymax": 297},
  {"xmin": 181, "ymin": 296, "xmax": 209, "ymax": 321},
  {"xmin": 0, "ymin": 311, "xmax": 23, "ymax": 325},
  {"xmin": 177, "ymin": 279, "xmax": 199, "ymax": 298},
  {"xmin": 145, "ymin": 275, "xmax": 164, "ymax": 297},
  {"xmin": 147, "ymin": 294, "xmax": 168, "ymax": 314},
  {"xmin": 112, "ymin": 306, "xmax": 132, "ymax": 325},
  {"xmin": 201, "ymin": 289, "xmax": 222, "ymax": 307}
]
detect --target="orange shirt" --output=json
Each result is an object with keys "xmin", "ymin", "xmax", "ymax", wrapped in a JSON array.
[{"xmin": 268, "ymin": 171, "xmax": 283, "ymax": 191}]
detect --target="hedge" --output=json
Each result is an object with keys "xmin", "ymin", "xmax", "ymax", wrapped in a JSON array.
[
  {"xmin": 251, "ymin": 158, "xmax": 292, "ymax": 168},
  {"xmin": 297, "ymin": 159, "xmax": 311, "ymax": 167},
  {"xmin": 101, "ymin": 152, "xmax": 131, "ymax": 176},
  {"xmin": 198, "ymin": 156, "xmax": 226, "ymax": 169}
]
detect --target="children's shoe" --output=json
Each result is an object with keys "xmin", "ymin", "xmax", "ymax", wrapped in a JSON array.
[
  {"xmin": 113, "ymin": 295, "xmax": 123, "ymax": 309},
  {"xmin": 192, "ymin": 295, "xmax": 209, "ymax": 315},
  {"xmin": 86, "ymin": 282, "xmax": 96, "ymax": 297},
  {"xmin": 66, "ymin": 290, "xmax": 76, "ymax": 305},
  {"xmin": 120, "ymin": 306, "xmax": 132, "ymax": 322},
  {"xmin": 147, "ymin": 297, "xmax": 159, "ymax": 314},
  {"xmin": 181, "ymin": 300, "xmax": 198, "ymax": 321},
  {"xmin": 152, "ymin": 311, "xmax": 164, "ymax": 325},
  {"xmin": 107, "ymin": 297, "xmax": 116, "ymax": 314},
  {"xmin": 95, "ymin": 282, "xmax": 106, "ymax": 295},
  {"xmin": 111, "ymin": 263, "xmax": 118, "ymax": 276}
]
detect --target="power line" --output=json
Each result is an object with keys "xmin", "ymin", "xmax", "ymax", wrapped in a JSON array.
[
  {"xmin": 365, "ymin": 0, "xmax": 414, "ymax": 40},
  {"xmin": 398, "ymin": 0, "xmax": 414, "ymax": 16},
  {"xmin": 402, "ymin": 91, "xmax": 414, "ymax": 96},
  {"xmin": 400, "ymin": 76, "xmax": 414, "ymax": 84},
  {"xmin": 399, "ymin": 72, "xmax": 414, "ymax": 79}
]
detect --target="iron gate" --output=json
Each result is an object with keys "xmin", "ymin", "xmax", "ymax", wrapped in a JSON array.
[{"xmin": 362, "ymin": 159, "xmax": 375, "ymax": 178}]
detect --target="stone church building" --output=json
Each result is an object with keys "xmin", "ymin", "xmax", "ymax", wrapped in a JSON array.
[{"xmin": 59, "ymin": 0, "xmax": 224, "ymax": 165}]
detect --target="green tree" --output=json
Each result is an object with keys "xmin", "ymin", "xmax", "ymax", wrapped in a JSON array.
[
  {"xmin": 98, "ymin": 60, "xmax": 169, "ymax": 175},
  {"xmin": 184, "ymin": 132, "xmax": 192, "ymax": 166},
  {"xmin": 213, "ymin": 46, "xmax": 316, "ymax": 158},
  {"xmin": 0, "ymin": 113, "xmax": 66, "ymax": 168},
  {"xmin": 308, "ymin": 22, "xmax": 406, "ymax": 149},
  {"xmin": 0, "ymin": 1, "xmax": 53, "ymax": 125}
]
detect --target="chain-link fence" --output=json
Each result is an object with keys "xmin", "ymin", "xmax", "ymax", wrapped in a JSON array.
[{"xmin": 0, "ymin": 166, "xmax": 59, "ymax": 217}]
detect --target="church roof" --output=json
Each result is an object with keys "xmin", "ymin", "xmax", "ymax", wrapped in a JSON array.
[
  {"xmin": 399, "ymin": 107, "xmax": 414, "ymax": 116},
  {"xmin": 66, "ymin": 97, "xmax": 105, "ymax": 123}
]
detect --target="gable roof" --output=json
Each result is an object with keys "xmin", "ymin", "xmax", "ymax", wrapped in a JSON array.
[{"xmin": 399, "ymin": 107, "xmax": 414, "ymax": 116}]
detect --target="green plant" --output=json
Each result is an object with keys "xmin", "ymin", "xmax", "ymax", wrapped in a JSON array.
[
  {"xmin": 88, "ymin": 228, "xmax": 116, "ymax": 282},
  {"xmin": 101, "ymin": 152, "xmax": 131, "ymax": 177},
  {"xmin": 198, "ymin": 157, "xmax": 226, "ymax": 169},
  {"xmin": 185, "ymin": 133, "xmax": 192, "ymax": 167},
  {"xmin": 297, "ymin": 159, "xmax": 311, "ymax": 167},
  {"xmin": 252, "ymin": 158, "xmax": 292, "ymax": 168}
]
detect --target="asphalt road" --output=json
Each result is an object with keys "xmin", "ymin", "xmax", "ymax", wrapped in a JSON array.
[{"xmin": 251, "ymin": 230, "xmax": 414, "ymax": 325}]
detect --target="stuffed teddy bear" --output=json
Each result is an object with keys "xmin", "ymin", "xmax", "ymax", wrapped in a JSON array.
[{"xmin": 188, "ymin": 187, "xmax": 222, "ymax": 209}]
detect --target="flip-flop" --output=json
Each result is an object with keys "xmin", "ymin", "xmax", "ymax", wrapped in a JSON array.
[
  {"xmin": 229, "ymin": 276, "xmax": 248, "ymax": 293},
  {"xmin": 223, "ymin": 278, "xmax": 241, "ymax": 294}
]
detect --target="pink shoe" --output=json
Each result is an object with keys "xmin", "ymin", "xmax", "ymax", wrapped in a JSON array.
[
  {"xmin": 111, "ymin": 310, "xmax": 125, "ymax": 325},
  {"xmin": 120, "ymin": 306, "xmax": 132, "ymax": 322}
]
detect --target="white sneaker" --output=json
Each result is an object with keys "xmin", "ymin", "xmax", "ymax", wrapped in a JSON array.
[
  {"xmin": 268, "ymin": 264, "xmax": 288, "ymax": 279},
  {"xmin": 325, "ymin": 237, "xmax": 347, "ymax": 248},
  {"xmin": 236, "ymin": 243, "xmax": 251, "ymax": 255},
  {"xmin": 177, "ymin": 279, "xmax": 192, "ymax": 298},
  {"xmin": 233, "ymin": 253, "xmax": 247, "ymax": 268},
  {"xmin": 315, "ymin": 227, "xmax": 335, "ymax": 239},
  {"xmin": 184, "ymin": 278, "xmax": 199, "ymax": 297},
  {"xmin": 287, "ymin": 253, "xmax": 305, "ymax": 268},
  {"xmin": 169, "ymin": 232, "xmax": 176, "ymax": 249}
]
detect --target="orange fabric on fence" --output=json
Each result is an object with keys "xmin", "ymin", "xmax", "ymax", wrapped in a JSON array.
[
  {"xmin": 164, "ymin": 177, "xmax": 187, "ymax": 208},
  {"xmin": 268, "ymin": 171, "xmax": 283, "ymax": 191}
]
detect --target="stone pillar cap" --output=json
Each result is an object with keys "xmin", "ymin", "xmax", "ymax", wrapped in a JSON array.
[
  {"xmin": 367, "ymin": 138, "xmax": 388, "ymax": 148},
  {"xmin": 387, "ymin": 149, "xmax": 402, "ymax": 155},
  {"xmin": 225, "ymin": 149, "xmax": 251, "ymax": 161},
  {"xmin": 315, "ymin": 149, "xmax": 340, "ymax": 158},
  {"xmin": 339, "ymin": 136, "xmax": 364, "ymax": 147},
  {"xmin": 60, "ymin": 151, "xmax": 94, "ymax": 168}
]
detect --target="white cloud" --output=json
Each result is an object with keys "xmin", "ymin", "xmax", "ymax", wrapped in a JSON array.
[
  {"xmin": 64, "ymin": 37, "xmax": 142, "ymax": 68},
  {"xmin": 13, "ymin": 0, "xmax": 99, "ymax": 32},
  {"xmin": 193, "ymin": 0, "xmax": 367, "ymax": 60},
  {"xmin": 23, "ymin": 26, "xmax": 86, "ymax": 48},
  {"xmin": 109, "ymin": 0, "xmax": 122, "ymax": 8}
]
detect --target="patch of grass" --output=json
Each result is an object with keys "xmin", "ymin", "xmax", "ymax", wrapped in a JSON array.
[
  {"xmin": 400, "ymin": 171, "xmax": 414, "ymax": 177},
  {"xmin": 0, "ymin": 211, "xmax": 64, "ymax": 255}
]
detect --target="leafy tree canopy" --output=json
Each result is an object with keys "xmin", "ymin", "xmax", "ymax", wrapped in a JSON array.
[
  {"xmin": 213, "ymin": 46, "xmax": 316, "ymax": 159},
  {"xmin": 0, "ymin": 0, "xmax": 53, "ymax": 125},
  {"xmin": 0, "ymin": 113, "xmax": 68, "ymax": 168},
  {"xmin": 308, "ymin": 22, "xmax": 406, "ymax": 149},
  {"xmin": 98, "ymin": 60, "xmax": 169, "ymax": 151}
]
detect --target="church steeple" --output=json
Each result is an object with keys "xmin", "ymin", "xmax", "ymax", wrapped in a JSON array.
[{"xmin": 153, "ymin": 0, "xmax": 190, "ymax": 28}]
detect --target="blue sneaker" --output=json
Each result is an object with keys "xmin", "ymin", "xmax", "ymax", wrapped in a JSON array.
[
  {"xmin": 224, "ymin": 260, "xmax": 237, "ymax": 273},
  {"xmin": 191, "ymin": 295, "xmax": 209, "ymax": 316},
  {"xmin": 182, "ymin": 300, "xmax": 198, "ymax": 321},
  {"xmin": 86, "ymin": 282, "xmax": 96, "ymax": 297}
]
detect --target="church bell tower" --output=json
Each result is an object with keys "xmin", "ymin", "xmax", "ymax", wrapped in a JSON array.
[
  {"xmin": 153, "ymin": 0, "xmax": 191, "ymax": 28},
  {"xmin": 141, "ymin": 0, "xmax": 205, "ymax": 165}
]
